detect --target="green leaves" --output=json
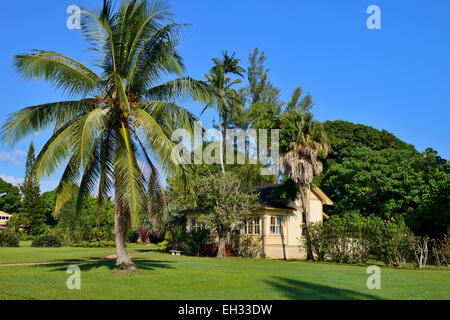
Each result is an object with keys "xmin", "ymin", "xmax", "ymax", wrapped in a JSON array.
[{"xmin": 14, "ymin": 51, "xmax": 102, "ymax": 97}]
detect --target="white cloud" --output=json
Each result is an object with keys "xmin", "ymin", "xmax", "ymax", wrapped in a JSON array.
[
  {"xmin": 0, "ymin": 150, "xmax": 26, "ymax": 166},
  {"xmin": 0, "ymin": 174, "xmax": 24, "ymax": 186},
  {"xmin": 0, "ymin": 174, "xmax": 60, "ymax": 192},
  {"xmin": 40, "ymin": 179, "xmax": 60, "ymax": 192}
]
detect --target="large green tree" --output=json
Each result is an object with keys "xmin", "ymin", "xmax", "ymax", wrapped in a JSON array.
[
  {"xmin": 320, "ymin": 147, "xmax": 449, "ymax": 237},
  {"xmin": 194, "ymin": 173, "xmax": 259, "ymax": 258},
  {"xmin": 1, "ymin": 0, "xmax": 214, "ymax": 270}
]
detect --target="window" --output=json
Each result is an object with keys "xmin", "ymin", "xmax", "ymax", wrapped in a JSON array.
[
  {"xmin": 190, "ymin": 218, "xmax": 202, "ymax": 232},
  {"xmin": 270, "ymin": 216, "xmax": 284, "ymax": 235},
  {"xmin": 242, "ymin": 218, "xmax": 261, "ymax": 235}
]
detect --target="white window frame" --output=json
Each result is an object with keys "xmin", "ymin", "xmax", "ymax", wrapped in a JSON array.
[
  {"xmin": 190, "ymin": 218, "xmax": 202, "ymax": 232},
  {"xmin": 270, "ymin": 216, "xmax": 284, "ymax": 235},
  {"xmin": 242, "ymin": 218, "xmax": 261, "ymax": 235}
]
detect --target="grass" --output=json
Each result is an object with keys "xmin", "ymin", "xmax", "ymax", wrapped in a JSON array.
[{"xmin": 0, "ymin": 242, "xmax": 449, "ymax": 300}]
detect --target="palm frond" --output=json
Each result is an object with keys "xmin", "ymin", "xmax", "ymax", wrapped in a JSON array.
[
  {"xmin": 133, "ymin": 107, "xmax": 195, "ymax": 193},
  {"xmin": 144, "ymin": 77, "xmax": 216, "ymax": 105},
  {"xmin": 14, "ymin": 51, "xmax": 103, "ymax": 97},
  {"xmin": 79, "ymin": 107, "xmax": 111, "ymax": 167},
  {"xmin": 127, "ymin": 23, "xmax": 186, "ymax": 92},
  {"xmin": 34, "ymin": 119, "xmax": 80, "ymax": 178},
  {"xmin": 115, "ymin": 123, "xmax": 145, "ymax": 225},
  {"xmin": 1, "ymin": 99, "xmax": 95, "ymax": 147}
]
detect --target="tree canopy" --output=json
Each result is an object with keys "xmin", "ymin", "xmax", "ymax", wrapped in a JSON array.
[{"xmin": 0, "ymin": 178, "xmax": 21, "ymax": 213}]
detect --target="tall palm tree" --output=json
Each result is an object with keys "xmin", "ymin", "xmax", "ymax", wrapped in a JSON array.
[
  {"xmin": 1, "ymin": 0, "xmax": 214, "ymax": 270},
  {"xmin": 203, "ymin": 51, "xmax": 244, "ymax": 174},
  {"xmin": 279, "ymin": 112, "xmax": 330, "ymax": 225}
]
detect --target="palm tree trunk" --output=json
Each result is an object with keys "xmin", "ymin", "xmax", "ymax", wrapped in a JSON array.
[
  {"xmin": 298, "ymin": 184, "xmax": 313, "ymax": 260},
  {"xmin": 114, "ymin": 176, "xmax": 135, "ymax": 270},
  {"xmin": 298, "ymin": 184, "xmax": 308, "ymax": 225},
  {"xmin": 218, "ymin": 114, "xmax": 225, "ymax": 175}
]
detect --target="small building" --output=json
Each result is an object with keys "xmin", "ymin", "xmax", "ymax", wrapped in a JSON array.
[
  {"xmin": 0, "ymin": 211, "xmax": 12, "ymax": 230},
  {"xmin": 184, "ymin": 184, "xmax": 333, "ymax": 260}
]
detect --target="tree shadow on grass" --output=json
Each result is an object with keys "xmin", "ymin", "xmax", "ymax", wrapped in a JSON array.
[
  {"xmin": 133, "ymin": 248, "xmax": 168, "ymax": 255},
  {"xmin": 32, "ymin": 258, "xmax": 175, "ymax": 272},
  {"xmin": 265, "ymin": 277, "xmax": 381, "ymax": 300}
]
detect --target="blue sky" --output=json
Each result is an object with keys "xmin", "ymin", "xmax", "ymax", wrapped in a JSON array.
[{"xmin": 0, "ymin": 0, "xmax": 449, "ymax": 191}]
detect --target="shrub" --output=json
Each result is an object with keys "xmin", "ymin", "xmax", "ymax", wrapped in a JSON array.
[
  {"xmin": 370, "ymin": 217, "xmax": 415, "ymax": 267},
  {"xmin": 0, "ymin": 231, "xmax": 19, "ymax": 247},
  {"xmin": 139, "ymin": 226, "xmax": 151, "ymax": 244},
  {"xmin": 165, "ymin": 224, "xmax": 188, "ymax": 251},
  {"xmin": 127, "ymin": 230, "xmax": 139, "ymax": 243},
  {"xmin": 237, "ymin": 235, "xmax": 263, "ymax": 258},
  {"xmin": 185, "ymin": 229, "xmax": 213, "ymax": 256},
  {"xmin": 322, "ymin": 214, "xmax": 374, "ymax": 264},
  {"xmin": 302, "ymin": 214, "xmax": 415, "ymax": 267},
  {"xmin": 31, "ymin": 234, "xmax": 62, "ymax": 247},
  {"xmin": 303, "ymin": 214, "xmax": 374, "ymax": 264}
]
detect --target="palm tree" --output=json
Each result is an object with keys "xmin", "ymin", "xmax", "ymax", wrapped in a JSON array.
[
  {"xmin": 279, "ymin": 112, "xmax": 330, "ymax": 225},
  {"xmin": 1, "ymin": 0, "xmax": 214, "ymax": 270},
  {"xmin": 203, "ymin": 51, "xmax": 245, "ymax": 174}
]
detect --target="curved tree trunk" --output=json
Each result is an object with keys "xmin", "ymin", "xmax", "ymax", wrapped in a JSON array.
[{"xmin": 114, "ymin": 176, "xmax": 135, "ymax": 270}]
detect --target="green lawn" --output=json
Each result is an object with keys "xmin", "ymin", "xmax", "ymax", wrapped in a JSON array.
[{"xmin": 0, "ymin": 242, "xmax": 449, "ymax": 300}]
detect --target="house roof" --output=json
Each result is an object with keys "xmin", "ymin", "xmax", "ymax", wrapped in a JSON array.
[
  {"xmin": 311, "ymin": 187, "xmax": 334, "ymax": 206},
  {"xmin": 253, "ymin": 184, "xmax": 334, "ymax": 206},
  {"xmin": 0, "ymin": 211, "xmax": 12, "ymax": 217},
  {"xmin": 179, "ymin": 184, "xmax": 333, "ymax": 215}
]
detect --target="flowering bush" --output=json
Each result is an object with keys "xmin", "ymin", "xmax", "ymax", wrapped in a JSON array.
[{"xmin": 370, "ymin": 217, "xmax": 415, "ymax": 267}]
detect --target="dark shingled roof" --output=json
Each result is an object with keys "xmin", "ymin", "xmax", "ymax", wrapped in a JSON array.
[
  {"xmin": 252, "ymin": 184, "xmax": 296, "ymax": 211},
  {"xmin": 178, "ymin": 184, "xmax": 296, "ymax": 214}
]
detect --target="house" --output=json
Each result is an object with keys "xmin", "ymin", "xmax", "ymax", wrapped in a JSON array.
[
  {"xmin": 184, "ymin": 184, "xmax": 333, "ymax": 260},
  {"xmin": 0, "ymin": 211, "xmax": 12, "ymax": 231}
]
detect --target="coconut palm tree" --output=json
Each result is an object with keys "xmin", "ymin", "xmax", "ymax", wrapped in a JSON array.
[
  {"xmin": 203, "ymin": 51, "xmax": 245, "ymax": 174},
  {"xmin": 1, "ymin": 0, "xmax": 214, "ymax": 270},
  {"xmin": 279, "ymin": 112, "xmax": 330, "ymax": 225}
]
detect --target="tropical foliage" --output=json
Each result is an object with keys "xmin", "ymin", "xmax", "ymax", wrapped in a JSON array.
[
  {"xmin": 1, "ymin": 0, "xmax": 215, "ymax": 269},
  {"xmin": 319, "ymin": 126, "xmax": 449, "ymax": 238}
]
